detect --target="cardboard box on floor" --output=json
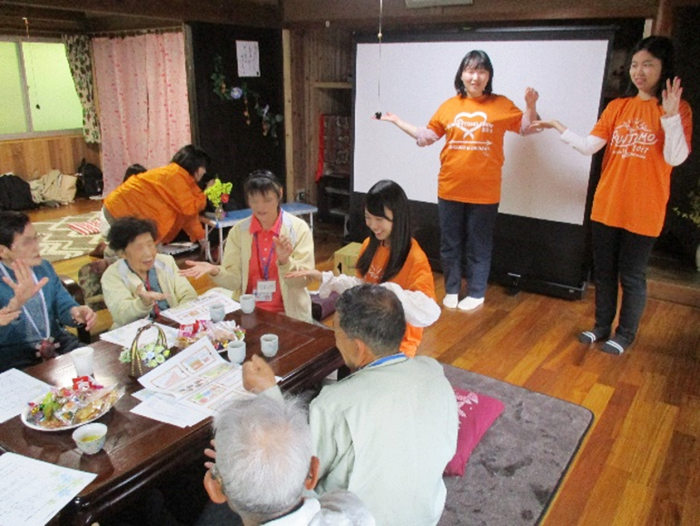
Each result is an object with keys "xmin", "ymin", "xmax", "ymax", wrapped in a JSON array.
[{"xmin": 333, "ymin": 242, "xmax": 362, "ymax": 276}]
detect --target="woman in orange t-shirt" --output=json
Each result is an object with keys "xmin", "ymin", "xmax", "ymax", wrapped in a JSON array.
[
  {"xmin": 287, "ymin": 180, "xmax": 440, "ymax": 357},
  {"xmin": 377, "ymin": 50, "xmax": 539, "ymax": 312},
  {"xmin": 534, "ymin": 36, "xmax": 692, "ymax": 355}
]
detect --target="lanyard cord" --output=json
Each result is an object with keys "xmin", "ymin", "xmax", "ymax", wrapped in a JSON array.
[
  {"xmin": 254, "ymin": 212, "xmax": 283, "ymax": 281},
  {"xmin": 363, "ymin": 352, "xmax": 406, "ymax": 370}
]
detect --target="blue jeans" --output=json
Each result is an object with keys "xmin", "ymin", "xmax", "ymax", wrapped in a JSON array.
[
  {"xmin": 591, "ymin": 221, "xmax": 656, "ymax": 344},
  {"xmin": 438, "ymin": 199, "xmax": 499, "ymax": 298}
]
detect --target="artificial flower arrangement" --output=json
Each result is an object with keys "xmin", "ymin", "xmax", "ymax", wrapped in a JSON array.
[
  {"xmin": 205, "ymin": 178, "xmax": 233, "ymax": 208},
  {"xmin": 205, "ymin": 178, "xmax": 233, "ymax": 221},
  {"xmin": 119, "ymin": 341, "xmax": 170, "ymax": 369},
  {"xmin": 211, "ymin": 55, "xmax": 284, "ymax": 144},
  {"xmin": 119, "ymin": 323, "xmax": 171, "ymax": 377}
]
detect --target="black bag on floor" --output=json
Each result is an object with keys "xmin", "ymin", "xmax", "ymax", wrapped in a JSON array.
[
  {"xmin": 76, "ymin": 158, "xmax": 104, "ymax": 197},
  {"xmin": 0, "ymin": 174, "xmax": 37, "ymax": 211}
]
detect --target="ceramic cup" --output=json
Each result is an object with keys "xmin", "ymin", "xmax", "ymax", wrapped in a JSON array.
[
  {"xmin": 209, "ymin": 303, "xmax": 226, "ymax": 323},
  {"xmin": 239, "ymin": 294, "xmax": 256, "ymax": 314},
  {"xmin": 72, "ymin": 422, "xmax": 108, "ymax": 455},
  {"xmin": 260, "ymin": 334, "xmax": 279, "ymax": 358},
  {"xmin": 227, "ymin": 340, "xmax": 246, "ymax": 365},
  {"xmin": 71, "ymin": 346, "xmax": 94, "ymax": 377}
]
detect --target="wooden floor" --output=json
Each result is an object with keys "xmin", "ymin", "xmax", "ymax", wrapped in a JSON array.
[{"xmin": 35, "ymin": 199, "xmax": 700, "ymax": 526}]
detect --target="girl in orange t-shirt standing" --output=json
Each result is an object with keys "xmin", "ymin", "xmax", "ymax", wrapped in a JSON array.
[
  {"xmin": 287, "ymin": 180, "xmax": 440, "ymax": 357},
  {"xmin": 378, "ymin": 50, "xmax": 539, "ymax": 311},
  {"xmin": 534, "ymin": 36, "xmax": 692, "ymax": 354}
]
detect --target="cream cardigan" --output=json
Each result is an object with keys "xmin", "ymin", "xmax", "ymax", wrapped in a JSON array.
[{"xmin": 213, "ymin": 211, "xmax": 314, "ymax": 323}]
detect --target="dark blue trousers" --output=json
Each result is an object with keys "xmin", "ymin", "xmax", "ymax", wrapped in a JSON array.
[
  {"xmin": 591, "ymin": 221, "xmax": 656, "ymax": 344},
  {"xmin": 438, "ymin": 198, "xmax": 499, "ymax": 298}
]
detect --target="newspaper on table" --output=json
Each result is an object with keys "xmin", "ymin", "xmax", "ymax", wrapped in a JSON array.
[
  {"xmin": 0, "ymin": 452, "xmax": 96, "ymax": 526},
  {"xmin": 135, "ymin": 337, "xmax": 252, "ymax": 419},
  {"xmin": 160, "ymin": 290, "xmax": 240, "ymax": 325},
  {"xmin": 0, "ymin": 369, "xmax": 51, "ymax": 424},
  {"xmin": 100, "ymin": 318, "xmax": 179, "ymax": 348}
]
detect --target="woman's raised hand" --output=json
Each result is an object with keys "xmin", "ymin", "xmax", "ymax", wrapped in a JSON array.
[
  {"xmin": 273, "ymin": 235, "xmax": 294, "ymax": 265},
  {"xmin": 2, "ymin": 259, "xmax": 48, "ymax": 311},
  {"xmin": 0, "ymin": 307, "xmax": 20, "ymax": 326},
  {"xmin": 135, "ymin": 284, "xmax": 169, "ymax": 305},
  {"xmin": 524, "ymin": 87, "xmax": 539, "ymax": 108},
  {"xmin": 662, "ymin": 77, "xmax": 683, "ymax": 117},
  {"xmin": 180, "ymin": 260, "xmax": 219, "ymax": 279},
  {"xmin": 285, "ymin": 269, "xmax": 323, "ymax": 282}
]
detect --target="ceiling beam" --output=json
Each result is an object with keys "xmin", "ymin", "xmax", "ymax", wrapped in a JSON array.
[{"xmin": 0, "ymin": 0, "xmax": 281, "ymax": 27}]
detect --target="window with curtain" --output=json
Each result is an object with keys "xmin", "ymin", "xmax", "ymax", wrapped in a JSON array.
[{"xmin": 0, "ymin": 39, "xmax": 83, "ymax": 139}]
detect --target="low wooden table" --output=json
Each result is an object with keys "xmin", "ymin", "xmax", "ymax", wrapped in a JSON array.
[{"xmin": 0, "ymin": 309, "xmax": 341, "ymax": 526}]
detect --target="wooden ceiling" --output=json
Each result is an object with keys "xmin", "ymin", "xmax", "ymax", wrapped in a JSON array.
[{"xmin": 0, "ymin": 0, "xmax": 280, "ymax": 37}]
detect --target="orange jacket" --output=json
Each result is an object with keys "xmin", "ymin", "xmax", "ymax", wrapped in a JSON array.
[{"xmin": 105, "ymin": 163, "xmax": 206, "ymax": 243}]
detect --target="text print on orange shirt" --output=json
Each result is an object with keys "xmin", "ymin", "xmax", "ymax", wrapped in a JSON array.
[
  {"xmin": 610, "ymin": 119, "xmax": 658, "ymax": 160},
  {"xmin": 447, "ymin": 111, "xmax": 494, "ymax": 152}
]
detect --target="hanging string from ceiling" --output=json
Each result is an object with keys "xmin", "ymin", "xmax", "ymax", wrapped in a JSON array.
[
  {"xmin": 374, "ymin": 0, "xmax": 384, "ymax": 119},
  {"xmin": 22, "ymin": 17, "xmax": 41, "ymax": 111}
]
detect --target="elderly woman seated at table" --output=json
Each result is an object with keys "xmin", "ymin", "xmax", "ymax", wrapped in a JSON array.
[
  {"xmin": 182, "ymin": 170, "xmax": 314, "ymax": 323},
  {"xmin": 102, "ymin": 217, "xmax": 198, "ymax": 328}
]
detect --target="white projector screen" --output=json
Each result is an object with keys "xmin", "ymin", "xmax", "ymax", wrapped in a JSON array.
[{"xmin": 354, "ymin": 35, "xmax": 610, "ymax": 225}]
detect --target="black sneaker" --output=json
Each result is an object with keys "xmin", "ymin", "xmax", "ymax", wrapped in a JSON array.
[
  {"xmin": 601, "ymin": 336, "xmax": 630, "ymax": 355},
  {"xmin": 578, "ymin": 327, "xmax": 610, "ymax": 344}
]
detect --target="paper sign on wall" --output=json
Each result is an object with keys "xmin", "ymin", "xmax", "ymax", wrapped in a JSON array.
[{"xmin": 236, "ymin": 40, "xmax": 260, "ymax": 77}]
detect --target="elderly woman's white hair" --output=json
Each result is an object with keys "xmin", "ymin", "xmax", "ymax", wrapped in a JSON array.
[{"xmin": 214, "ymin": 395, "xmax": 312, "ymax": 518}]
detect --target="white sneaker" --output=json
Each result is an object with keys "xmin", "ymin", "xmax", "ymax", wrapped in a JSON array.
[
  {"xmin": 442, "ymin": 294, "xmax": 458, "ymax": 308},
  {"xmin": 458, "ymin": 296, "xmax": 484, "ymax": 311}
]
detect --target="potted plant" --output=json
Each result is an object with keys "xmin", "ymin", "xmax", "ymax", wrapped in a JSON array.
[{"xmin": 673, "ymin": 182, "xmax": 700, "ymax": 271}]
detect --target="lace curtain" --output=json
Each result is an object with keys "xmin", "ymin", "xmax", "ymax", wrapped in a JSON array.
[
  {"xmin": 62, "ymin": 34, "xmax": 101, "ymax": 144},
  {"xmin": 92, "ymin": 32, "xmax": 191, "ymax": 194}
]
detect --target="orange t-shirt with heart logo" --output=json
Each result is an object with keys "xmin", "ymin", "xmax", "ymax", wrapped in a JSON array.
[{"xmin": 427, "ymin": 94, "xmax": 523, "ymax": 204}]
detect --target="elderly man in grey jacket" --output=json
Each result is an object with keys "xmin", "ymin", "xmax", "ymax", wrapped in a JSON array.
[{"xmin": 244, "ymin": 284, "xmax": 458, "ymax": 526}]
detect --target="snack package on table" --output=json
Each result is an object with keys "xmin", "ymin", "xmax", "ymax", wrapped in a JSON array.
[{"xmin": 176, "ymin": 320, "xmax": 245, "ymax": 350}]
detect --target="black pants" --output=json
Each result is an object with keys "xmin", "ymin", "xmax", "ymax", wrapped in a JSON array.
[
  {"xmin": 438, "ymin": 198, "xmax": 499, "ymax": 298},
  {"xmin": 591, "ymin": 221, "xmax": 656, "ymax": 344}
]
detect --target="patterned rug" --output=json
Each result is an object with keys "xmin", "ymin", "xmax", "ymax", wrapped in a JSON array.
[
  {"xmin": 33, "ymin": 211, "xmax": 102, "ymax": 263},
  {"xmin": 439, "ymin": 365, "xmax": 593, "ymax": 526}
]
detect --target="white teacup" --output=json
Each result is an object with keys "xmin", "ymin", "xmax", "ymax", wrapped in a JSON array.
[
  {"xmin": 71, "ymin": 346, "xmax": 94, "ymax": 377},
  {"xmin": 260, "ymin": 334, "xmax": 279, "ymax": 358},
  {"xmin": 209, "ymin": 303, "xmax": 226, "ymax": 323},
  {"xmin": 227, "ymin": 340, "xmax": 246, "ymax": 365},
  {"xmin": 72, "ymin": 423, "xmax": 108, "ymax": 455},
  {"xmin": 239, "ymin": 294, "xmax": 255, "ymax": 314}
]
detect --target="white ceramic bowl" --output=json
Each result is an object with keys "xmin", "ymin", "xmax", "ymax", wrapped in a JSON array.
[{"xmin": 72, "ymin": 422, "xmax": 108, "ymax": 455}]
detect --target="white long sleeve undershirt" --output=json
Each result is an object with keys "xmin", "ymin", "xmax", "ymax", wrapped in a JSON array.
[
  {"xmin": 560, "ymin": 113, "xmax": 689, "ymax": 166},
  {"xmin": 317, "ymin": 271, "xmax": 441, "ymax": 328}
]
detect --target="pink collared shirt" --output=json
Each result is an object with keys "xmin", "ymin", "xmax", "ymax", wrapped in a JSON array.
[{"xmin": 246, "ymin": 211, "xmax": 285, "ymax": 313}]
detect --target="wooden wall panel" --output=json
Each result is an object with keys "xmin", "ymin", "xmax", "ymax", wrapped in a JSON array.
[
  {"xmin": 0, "ymin": 135, "xmax": 101, "ymax": 179},
  {"xmin": 289, "ymin": 28, "xmax": 353, "ymax": 204}
]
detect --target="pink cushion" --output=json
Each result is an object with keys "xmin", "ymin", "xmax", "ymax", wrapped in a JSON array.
[{"xmin": 444, "ymin": 388, "xmax": 505, "ymax": 477}]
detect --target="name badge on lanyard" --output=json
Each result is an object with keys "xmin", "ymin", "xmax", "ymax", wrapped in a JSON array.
[
  {"xmin": 254, "ymin": 215, "xmax": 282, "ymax": 303},
  {"xmin": 255, "ymin": 280, "xmax": 276, "ymax": 302}
]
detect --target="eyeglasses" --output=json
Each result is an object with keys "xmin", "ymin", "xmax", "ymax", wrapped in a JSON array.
[
  {"xmin": 210, "ymin": 463, "xmax": 226, "ymax": 492},
  {"xmin": 11, "ymin": 233, "xmax": 43, "ymax": 250}
]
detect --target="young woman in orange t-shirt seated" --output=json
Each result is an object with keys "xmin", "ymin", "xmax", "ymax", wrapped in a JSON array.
[
  {"xmin": 287, "ymin": 180, "xmax": 440, "ymax": 357},
  {"xmin": 533, "ymin": 36, "xmax": 692, "ymax": 355}
]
